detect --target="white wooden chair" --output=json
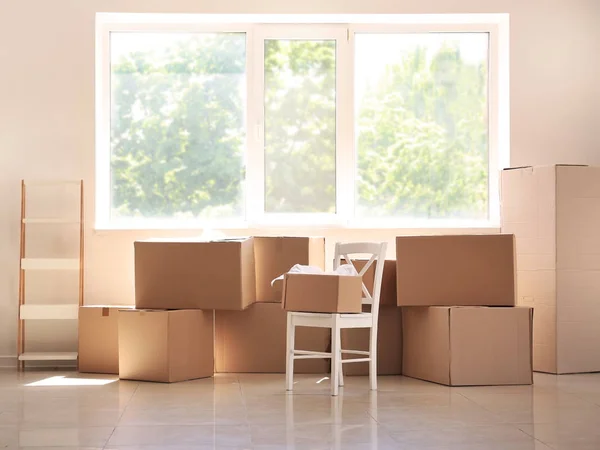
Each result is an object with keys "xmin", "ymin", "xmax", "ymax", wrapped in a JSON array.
[{"xmin": 286, "ymin": 242, "xmax": 387, "ymax": 396}]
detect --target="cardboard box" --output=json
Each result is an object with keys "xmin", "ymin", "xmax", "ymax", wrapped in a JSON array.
[
  {"xmin": 78, "ymin": 305, "xmax": 133, "ymax": 374},
  {"xmin": 340, "ymin": 306, "xmax": 402, "ymax": 376},
  {"xmin": 215, "ymin": 303, "xmax": 329, "ymax": 373},
  {"xmin": 396, "ymin": 235, "xmax": 516, "ymax": 307},
  {"xmin": 501, "ymin": 165, "xmax": 600, "ymax": 374},
  {"xmin": 283, "ymin": 273, "xmax": 363, "ymax": 313},
  {"xmin": 354, "ymin": 259, "xmax": 397, "ymax": 307},
  {"xmin": 118, "ymin": 309, "xmax": 214, "ymax": 383},
  {"xmin": 254, "ymin": 237, "xmax": 325, "ymax": 303},
  {"xmin": 135, "ymin": 238, "xmax": 256, "ymax": 310},
  {"xmin": 402, "ymin": 306, "xmax": 533, "ymax": 386}
]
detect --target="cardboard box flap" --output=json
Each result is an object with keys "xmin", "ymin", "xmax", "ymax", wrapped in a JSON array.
[
  {"xmin": 81, "ymin": 305, "xmax": 132, "ymax": 308},
  {"xmin": 80, "ymin": 305, "xmax": 133, "ymax": 317},
  {"xmin": 503, "ymin": 164, "xmax": 588, "ymax": 172},
  {"xmin": 137, "ymin": 236, "xmax": 250, "ymax": 243},
  {"xmin": 503, "ymin": 166, "xmax": 533, "ymax": 171}
]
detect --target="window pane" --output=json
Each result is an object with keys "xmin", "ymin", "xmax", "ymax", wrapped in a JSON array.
[
  {"xmin": 110, "ymin": 32, "xmax": 246, "ymax": 220},
  {"xmin": 355, "ymin": 33, "xmax": 489, "ymax": 220},
  {"xmin": 264, "ymin": 39, "xmax": 336, "ymax": 214}
]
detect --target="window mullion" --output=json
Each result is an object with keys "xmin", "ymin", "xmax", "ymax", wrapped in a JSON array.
[
  {"xmin": 245, "ymin": 26, "xmax": 265, "ymax": 226},
  {"xmin": 335, "ymin": 26, "xmax": 355, "ymax": 225}
]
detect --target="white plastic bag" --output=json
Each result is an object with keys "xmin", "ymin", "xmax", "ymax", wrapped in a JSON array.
[{"xmin": 270, "ymin": 263, "xmax": 358, "ymax": 286}]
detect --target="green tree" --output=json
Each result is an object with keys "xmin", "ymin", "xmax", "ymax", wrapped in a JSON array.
[
  {"xmin": 110, "ymin": 33, "xmax": 488, "ymax": 220},
  {"xmin": 111, "ymin": 33, "xmax": 246, "ymax": 219},
  {"xmin": 356, "ymin": 41, "xmax": 489, "ymax": 219},
  {"xmin": 263, "ymin": 40, "xmax": 336, "ymax": 213}
]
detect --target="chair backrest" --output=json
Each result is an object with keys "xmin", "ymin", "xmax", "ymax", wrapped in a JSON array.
[{"xmin": 333, "ymin": 242, "xmax": 388, "ymax": 324}]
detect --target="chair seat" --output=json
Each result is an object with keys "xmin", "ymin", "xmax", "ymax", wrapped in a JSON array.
[
  {"xmin": 341, "ymin": 312, "xmax": 372, "ymax": 319},
  {"xmin": 289, "ymin": 311, "xmax": 373, "ymax": 329},
  {"xmin": 289, "ymin": 311, "xmax": 372, "ymax": 319}
]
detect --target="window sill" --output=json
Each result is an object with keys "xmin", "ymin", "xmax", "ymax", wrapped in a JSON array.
[{"xmin": 93, "ymin": 219, "xmax": 500, "ymax": 233}]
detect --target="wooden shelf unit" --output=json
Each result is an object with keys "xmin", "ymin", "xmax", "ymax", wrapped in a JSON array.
[{"xmin": 17, "ymin": 179, "xmax": 84, "ymax": 369}]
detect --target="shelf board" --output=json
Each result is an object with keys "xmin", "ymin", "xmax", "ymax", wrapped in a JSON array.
[
  {"xmin": 20, "ymin": 304, "xmax": 79, "ymax": 320},
  {"xmin": 21, "ymin": 258, "xmax": 79, "ymax": 271},
  {"xmin": 18, "ymin": 352, "xmax": 78, "ymax": 361},
  {"xmin": 22, "ymin": 218, "xmax": 80, "ymax": 224}
]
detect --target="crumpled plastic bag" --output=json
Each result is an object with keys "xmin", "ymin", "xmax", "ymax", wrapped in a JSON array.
[{"xmin": 271, "ymin": 263, "xmax": 358, "ymax": 286}]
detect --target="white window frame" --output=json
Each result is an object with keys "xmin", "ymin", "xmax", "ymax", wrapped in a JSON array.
[
  {"xmin": 95, "ymin": 13, "xmax": 509, "ymax": 231},
  {"xmin": 249, "ymin": 24, "xmax": 351, "ymax": 227},
  {"xmin": 347, "ymin": 22, "xmax": 507, "ymax": 229},
  {"xmin": 95, "ymin": 19, "xmax": 254, "ymax": 230}
]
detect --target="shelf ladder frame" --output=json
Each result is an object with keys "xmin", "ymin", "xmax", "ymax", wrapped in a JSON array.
[{"xmin": 17, "ymin": 179, "xmax": 85, "ymax": 370}]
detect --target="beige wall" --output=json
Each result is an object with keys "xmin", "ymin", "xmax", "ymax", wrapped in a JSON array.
[{"xmin": 0, "ymin": 0, "xmax": 599, "ymax": 361}]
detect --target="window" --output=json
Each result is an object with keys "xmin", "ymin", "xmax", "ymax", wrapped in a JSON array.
[
  {"xmin": 96, "ymin": 14, "xmax": 508, "ymax": 229},
  {"xmin": 263, "ymin": 38, "xmax": 337, "ymax": 214},
  {"xmin": 354, "ymin": 33, "xmax": 490, "ymax": 220},
  {"xmin": 108, "ymin": 32, "xmax": 247, "ymax": 222}
]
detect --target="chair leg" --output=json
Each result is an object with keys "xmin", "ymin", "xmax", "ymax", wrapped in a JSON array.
[
  {"xmin": 286, "ymin": 313, "xmax": 295, "ymax": 391},
  {"xmin": 369, "ymin": 327, "xmax": 377, "ymax": 391},
  {"xmin": 331, "ymin": 319, "xmax": 340, "ymax": 396}
]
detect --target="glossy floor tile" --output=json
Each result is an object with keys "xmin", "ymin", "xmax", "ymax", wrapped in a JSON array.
[{"xmin": 0, "ymin": 370, "xmax": 600, "ymax": 449}]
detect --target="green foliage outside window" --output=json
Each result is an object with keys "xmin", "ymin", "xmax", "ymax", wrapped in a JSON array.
[{"xmin": 109, "ymin": 32, "xmax": 488, "ymax": 221}]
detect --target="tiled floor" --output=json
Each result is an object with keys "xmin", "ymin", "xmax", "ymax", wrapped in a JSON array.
[{"xmin": 1, "ymin": 370, "xmax": 600, "ymax": 449}]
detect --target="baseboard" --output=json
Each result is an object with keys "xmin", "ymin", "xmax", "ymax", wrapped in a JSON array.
[
  {"xmin": 0, "ymin": 355, "xmax": 17, "ymax": 368},
  {"xmin": 0, "ymin": 355, "xmax": 76, "ymax": 370}
]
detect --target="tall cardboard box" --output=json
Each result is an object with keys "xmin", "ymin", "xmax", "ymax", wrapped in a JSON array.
[
  {"xmin": 341, "ymin": 306, "xmax": 402, "ymax": 376},
  {"xmin": 501, "ymin": 165, "xmax": 600, "ymax": 374},
  {"xmin": 254, "ymin": 237, "xmax": 325, "ymax": 302},
  {"xmin": 119, "ymin": 309, "xmax": 214, "ymax": 383},
  {"xmin": 396, "ymin": 235, "xmax": 516, "ymax": 307},
  {"xmin": 215, "ymin": 303, "xmax": 329, "ymax": 373},
  {"xmin": 402, "ymin": 306, "xmax": 533, "ymax": 386},
  {"xmin": 135, "ymin": 238, "xmax": 255, "ymax": 310},
  {"xmin": 354, "ymin": 259, "xmax": 397, "ymax": 307},
  {"xmin": 78, "ymin": 305, "xmax": 133, "ymax": 374},
  {"xmin": 282, "ymin": 273, "xmax": 363, "ymax": 313}
]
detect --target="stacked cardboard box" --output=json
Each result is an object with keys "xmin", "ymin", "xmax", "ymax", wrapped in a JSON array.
[
  {"xmin": 78, "ymin": 236, "xmax": 337, "ymax": 381},
  {"xmin": 80, "ymin": 233, "xmax": 533, "ymax": 386},
  {"xmin": 215, "ymin": 237, "xmax": 330, "ymax": 374},
  {"xmin": 397, "ymin": 234, "xmax": 534, "ymax": 386},
  {"xmin": 501, "ymin": 165, "xmax": 600, "ymax": 374},
  {"xmin": 134, "ymin": 237, "xmax": 256, "ymax": 311},
  {"xmin": 119, "ymin": 309, "xmax": 214, "ymax": 383},
  {"xmin": 122, "ymin": 237, "xmax": 259, "ymax": 382},
  {"xmin": 79, "ymin": 303, "xmax": 215, "ymax": 382}
]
